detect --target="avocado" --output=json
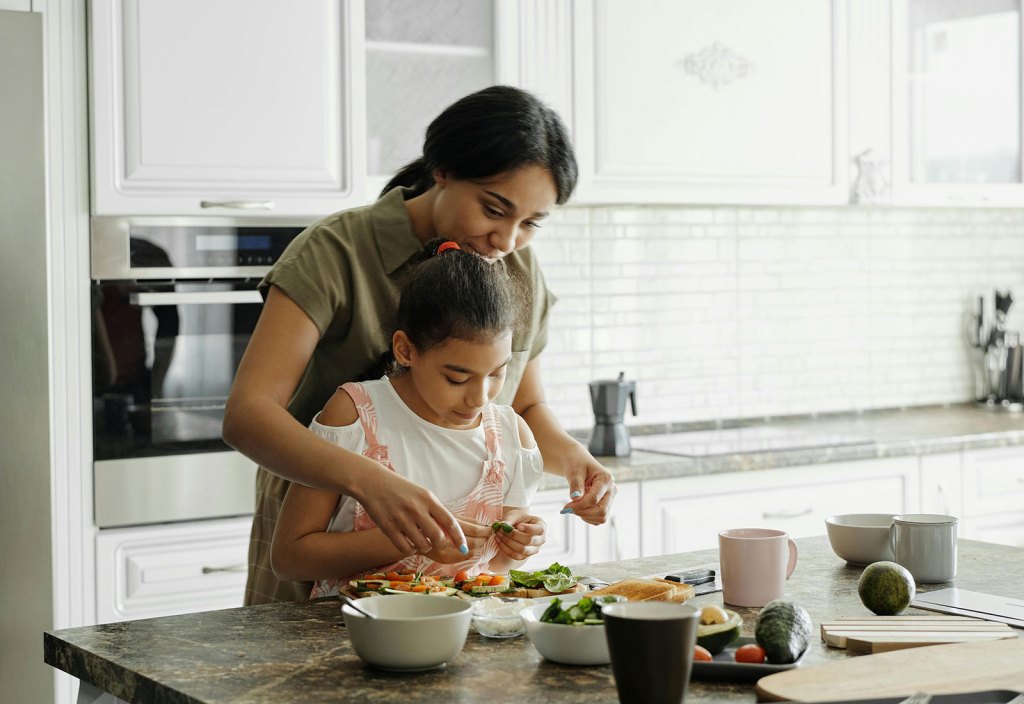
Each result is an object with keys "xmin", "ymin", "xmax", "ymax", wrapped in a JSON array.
[
  {"xmin": 754, "ymin": 599, "xmax": 812, "ymax": 664},
  {"xmin": 696, "ymin": 608, "xmax": 742, "ymax": 654}
]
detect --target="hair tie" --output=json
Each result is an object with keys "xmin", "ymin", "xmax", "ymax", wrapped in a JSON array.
[{"xmin": 435, "ymin": 241, "xmax": 461, "ymax": 256}]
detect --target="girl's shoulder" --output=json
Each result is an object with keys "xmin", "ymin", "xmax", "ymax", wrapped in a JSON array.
[
  {"xmin": 316, "ymin": 386, "xmax": 360, "ymax": 427},
  {"xmin": 490, "ymin": 404, "xmax": 536, "ymax": 451}
]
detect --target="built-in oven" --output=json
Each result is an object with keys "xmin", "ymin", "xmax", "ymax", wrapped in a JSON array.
[{"xmin": 90, "ymin": 217, "xmax": 308, "ymax": 527}]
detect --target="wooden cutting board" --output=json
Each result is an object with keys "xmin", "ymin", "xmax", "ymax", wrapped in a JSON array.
[
  {"xmin": 756, "ymin": 637, "xmax": 1024, "ymax": 702},
  {"xmin": 821, "ymin": 615, "xmax": 1018, "ymax": 653}
]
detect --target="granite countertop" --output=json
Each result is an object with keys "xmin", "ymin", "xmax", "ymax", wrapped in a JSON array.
[
  {"xmin": 545, "ymin": 403, "xmax": 1024, "ymax": 489},
  {"xmin": 45, "ymin": 536, "xmax": 1024, "ymax": 704}
]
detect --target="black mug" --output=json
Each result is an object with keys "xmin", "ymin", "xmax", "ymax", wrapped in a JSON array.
[{"xmin": 603, "ymin": 602, "xmax": 700, "ymax": 704}]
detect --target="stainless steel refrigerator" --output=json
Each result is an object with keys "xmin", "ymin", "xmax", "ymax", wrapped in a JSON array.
[{"xmin": 0, "ymin": 9, "xmax": 56, "ymax": 704}]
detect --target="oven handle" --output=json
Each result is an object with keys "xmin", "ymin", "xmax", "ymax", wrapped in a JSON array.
[{"xmin": 129, "ymin": 290, "xmax": 263, "ymax": 306}]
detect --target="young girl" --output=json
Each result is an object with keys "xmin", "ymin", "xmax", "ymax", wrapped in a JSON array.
[{"xmin": 271, "ymin": 240, "xmax": 547, "ymax": 595}]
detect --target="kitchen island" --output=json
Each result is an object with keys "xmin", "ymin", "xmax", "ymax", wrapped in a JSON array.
[{"xmin": 45, "ymin": 537, "xmax": 1024, "ymax": 704}]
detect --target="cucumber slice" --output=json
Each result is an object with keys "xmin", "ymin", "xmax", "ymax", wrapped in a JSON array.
[{"xmin": 468, "ymin": 584, "xmax": 514, "ymax": 595}]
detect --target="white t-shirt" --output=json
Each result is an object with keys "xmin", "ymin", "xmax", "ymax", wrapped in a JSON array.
[{"xmin": 310, "ymin": 377, "xmax": 544, "ymax": 533}]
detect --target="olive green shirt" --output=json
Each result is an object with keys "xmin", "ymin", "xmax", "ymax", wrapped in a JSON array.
[{"xmin": 244, "ymin": 187, "xmax": 555, "ymax": 605}]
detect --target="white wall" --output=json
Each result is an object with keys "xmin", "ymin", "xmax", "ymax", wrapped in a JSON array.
[{"xmin": 535, "ymin": 205, "xmax": 1024, "ymax": 432}]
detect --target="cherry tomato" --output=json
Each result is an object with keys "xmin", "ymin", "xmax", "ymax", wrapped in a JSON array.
[
  {"xmin": 734, "ymin": 644, "xmax": 767, "ymax": 664},
  {"xmin": 693, "ymin": 645, "xmax": 713, "ymax": 662}
]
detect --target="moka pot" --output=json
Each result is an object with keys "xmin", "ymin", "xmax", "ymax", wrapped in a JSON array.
[{"xmin": 587, "ymin": 372, "xmax": 637, "ymax": 457}]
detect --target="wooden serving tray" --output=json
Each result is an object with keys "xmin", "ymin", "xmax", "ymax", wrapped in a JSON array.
[{"xmin": 820, "ymin": 615, "xmax": 1017, "ymax": 653}]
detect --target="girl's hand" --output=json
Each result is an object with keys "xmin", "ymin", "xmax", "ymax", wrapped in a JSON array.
[
  {"xmin": 495, "ymin": 514, "xmax": 546, "ymax": 562},
  {"xmin": 425, "ymin": 518, "xmax": 491, "ymax": 564},
  {"xmin": 560, "ymin": 449, "xmax": 617, "ymax": 526}
]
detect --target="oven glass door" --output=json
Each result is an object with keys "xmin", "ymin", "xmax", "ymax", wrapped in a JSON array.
[{"xmin": 92, "ymin": 279, "xmax": 262, "ymax": 460}]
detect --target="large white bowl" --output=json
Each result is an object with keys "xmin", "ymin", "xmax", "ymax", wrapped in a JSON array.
[
  {"xmin": 342, "ymin": 594, "xmax": 472, "ymax": 671},
  {"xmin": 825, "ymin": 513, "xmax": 895, "ymax": 565},
  {"xmin": 521, "ymin": 594, "xmax": 625, "ymax": 666}
]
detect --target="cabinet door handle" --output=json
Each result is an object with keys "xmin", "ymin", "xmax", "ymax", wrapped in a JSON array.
[
  {"xmin": 762, "ymin": 507, "xmax": 813, "ymax": 519},
  {"xmin": 200, "ymin": 200, "xmax": 275, "ymax": 210},
  {"xmin": 202, "ymin": 564, "xmax": 247, "ymax": 574},
  {"xmin": 937, "ymin": 481, "xmax": 949, "ymax": 515}
]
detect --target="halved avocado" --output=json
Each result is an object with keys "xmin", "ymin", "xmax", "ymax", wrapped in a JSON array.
[{"xmin": 696, "ymin": 609, "xmax": 742, "ymax": 654}]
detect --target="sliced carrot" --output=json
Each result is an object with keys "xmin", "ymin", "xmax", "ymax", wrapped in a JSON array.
[
  {"xmin": 410, "ymin": 584, "xmax": 429, "ymax": 592},
  {"xmin": 389, "ymin": 582, "xmax": 412, "ymax": 591},
  {"xmin": 385, "ymin": 571, "xmax": 401, "ymax": 581}
]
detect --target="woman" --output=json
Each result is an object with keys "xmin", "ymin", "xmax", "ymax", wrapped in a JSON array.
[{"xmin": 223, "ymin": 85, "xmax": 617, "ymax": 605}]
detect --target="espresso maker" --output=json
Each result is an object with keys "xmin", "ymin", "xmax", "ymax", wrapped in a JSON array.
[{"xmin": 588, "ymin": 372, "xmax": 637, "ymax": 457}]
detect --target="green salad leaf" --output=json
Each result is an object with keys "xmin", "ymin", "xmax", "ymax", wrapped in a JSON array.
[
  {"xmin": 508, "ymin": 562, "xmax": 577, "ymax": 591},
  {"xmin": 540, "ymin": 596, "xmax": 619, "ymax": 625}
]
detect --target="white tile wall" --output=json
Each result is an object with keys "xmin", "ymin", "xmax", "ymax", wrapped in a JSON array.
[{"xmin": 533, "ymin": 205, "xmax": 1024, "ymax": 432}]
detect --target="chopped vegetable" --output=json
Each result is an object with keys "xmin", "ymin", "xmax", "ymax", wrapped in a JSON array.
[
  {"xmin": 491, "ymin": 521, "xmax": 514, "ymax": 534},
  {"xmin": 693, "ymin": 645, "xmax": 714, "ymax": 662},
  {"xmin": 734, "ymin": 643, "xmax": 767, "ymax": 664},
  {"xmin": 539, "ymin": 596, "xmax": 619, "ymax": 626}
]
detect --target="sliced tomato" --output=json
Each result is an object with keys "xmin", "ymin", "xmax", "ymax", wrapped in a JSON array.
[
  {"xmin": 693, "ymin": 645, "xmax": 713, "ymax": 662},
  {"xmin": 454, "ymin": 571, "xmax": 470, "ymax": 584}
]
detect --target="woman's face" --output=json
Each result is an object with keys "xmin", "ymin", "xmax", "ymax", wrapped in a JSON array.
[
  {"xmin": 393, "ymin": 331, "xmax": 513, "ymax": 430},
  {"xmin": 430, "ymin": 164, "xmax": 558, "ymax": 262}
]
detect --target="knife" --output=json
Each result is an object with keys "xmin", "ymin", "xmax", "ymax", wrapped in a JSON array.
[{"xmin": 662, "ymin": 567, "xmax": 721, "ymax": 596}]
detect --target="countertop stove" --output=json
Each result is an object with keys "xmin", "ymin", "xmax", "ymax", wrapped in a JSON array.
[{"xmin": 629, "ymin": 426, "xmax": 874, "ymax": 457}]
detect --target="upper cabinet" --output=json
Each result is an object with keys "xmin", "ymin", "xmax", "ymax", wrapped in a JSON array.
[
  {"xmin": 90, "ymin": 0, "xmax": 365, "ymax": 217},
  {"xmin": 891, "ymin": 0, "xmax": 1024, "ymax": 206},
  {"xmin": 569, "ymin": 0, "xmax": 848, "ymax": 205}
]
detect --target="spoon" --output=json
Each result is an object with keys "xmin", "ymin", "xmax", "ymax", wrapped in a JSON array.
[{"xmin": 339, "ymin": 594, "xmax": 377, "ymax": 619}]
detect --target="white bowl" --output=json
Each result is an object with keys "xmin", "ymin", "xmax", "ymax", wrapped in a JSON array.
[
  {"xmin": 825, "ymin": 513, "xmax": 895, "ymax": 565},
  {"xmin": 342, "ymin": 594, "xmax": 472, "ymax": 671},
  {"xmin": 521, "ymin": 595, "xmax": 625, "ymax": 666}
]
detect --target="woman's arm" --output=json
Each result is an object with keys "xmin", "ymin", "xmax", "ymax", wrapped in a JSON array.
[
  {"xmin": 512, "ymin": 357, "xmax": 617, "ymax": 526},
  {"xmin": 222, "ymin": 285, "xmax": 466, "ymax": 554}
]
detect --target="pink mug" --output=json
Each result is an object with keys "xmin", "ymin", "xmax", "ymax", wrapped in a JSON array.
[{"xmin": 718, "ymin": 528, "xmax": 798, "ymax": 607}]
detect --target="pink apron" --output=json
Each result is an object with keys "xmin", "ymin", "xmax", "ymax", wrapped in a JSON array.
[{"xmin": 311, "ymin": 381, "xmax": 506, "ymax": 598}]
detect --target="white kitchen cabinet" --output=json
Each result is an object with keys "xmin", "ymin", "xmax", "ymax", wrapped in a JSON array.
[
  {"xmin": 571, "ymin": 0, "xmax": 848, "ymax": 205},
  {"xmin": 640, "ymin": 457, "xmax": 918, "ymax": 557},
  {"xmin": 89, "ymin": 0, "xmax": 365, "ymax": 217},
  {"xmin": 891, "ymin": 0, "xmax": 1024, "ymax": 206},
  {"xmin": 918, "ymin": 451, "xmax": 963, "ymax": 517},
  {"xmin": 519, "ymin": 486, "xmax": 589, "ymax": 571},
  {"xmin": 960, "ymin": 446, "xmax": 1024, "ymax": 546},
  {"xmin": 95, "ymin": 517, "xmax": 251, "ymax": 624}
]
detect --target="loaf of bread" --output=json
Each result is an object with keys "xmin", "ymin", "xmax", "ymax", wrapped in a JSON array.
[{"xmin": 586, "ymin": 577, "xmax": 695, "ymax": 603}]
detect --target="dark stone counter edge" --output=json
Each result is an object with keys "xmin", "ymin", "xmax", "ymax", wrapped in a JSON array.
[{"xmin": 44, "ymin": 632, "xmax": 199, "ymax": 704}]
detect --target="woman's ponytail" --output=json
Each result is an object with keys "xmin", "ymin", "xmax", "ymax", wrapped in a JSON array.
[{"xmin": 380, "ymin": 157, "xmax": 435, "ymax": 199}]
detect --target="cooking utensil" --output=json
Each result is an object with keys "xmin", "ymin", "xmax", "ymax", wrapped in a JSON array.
[
  {"xmin": 756, "ymin": 638, "xmax": 1024, "ymax": 702},
  {"xmin": 821, "ymin": 615, "xmax": 1017, "ymax": 653},
  {"xmin": 339, "ymin": 594, "xmax": 377, "ymax": 619}
]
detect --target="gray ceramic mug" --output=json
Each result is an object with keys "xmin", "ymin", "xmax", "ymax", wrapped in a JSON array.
[{"xmin": 889, "ymin": 514, "xmax": 958, "ymax": 584}]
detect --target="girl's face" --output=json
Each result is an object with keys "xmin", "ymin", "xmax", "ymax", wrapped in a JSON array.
[
  {"xmin": 392, "ymin": 330, "xmax": 513, "ymax": 429},
  {"xmin": 430, "ymin": 164, "xmax": 558, "ymax": 262}
]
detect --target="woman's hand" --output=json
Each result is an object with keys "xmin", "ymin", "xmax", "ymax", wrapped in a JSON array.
[
  {"xmin": 559, "ymin": 447, "xmax": 616, "ymax": 526},
  {"xmin": 423, "ymin": 517, "xmax": 491, "ymax": 564},
  {"xmin": 495, "ymin": 513, "xmax": 546, "ymax": 562},
  {"xmin": 354, "ymin": 468, "xmax": 468, "ymax": 557}
]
